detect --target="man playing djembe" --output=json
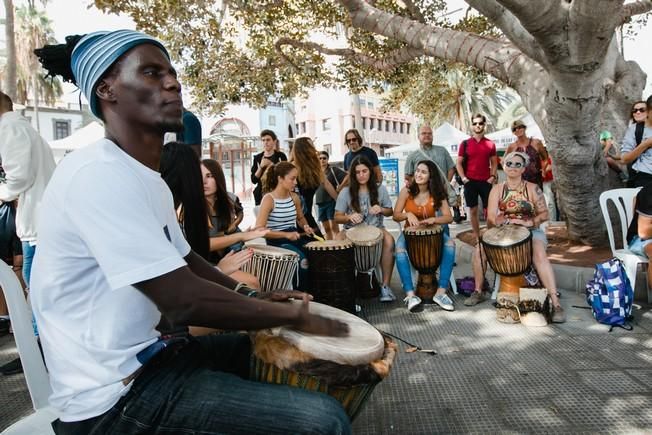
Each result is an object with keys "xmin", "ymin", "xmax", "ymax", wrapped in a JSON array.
[{"xmin": 464, "ymin": 151, "xmax": 566, "ymax": 323}]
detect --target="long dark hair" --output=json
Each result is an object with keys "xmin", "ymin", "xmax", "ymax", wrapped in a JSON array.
[
  {"xmin": 202, "ymin": 159, "xmax": 234, "ymax": 232},
  {"xmin": 292, "ymin": 137, "xmax": 322, "ymax": 190},
  {"xmin": 408, "ymin": 160, "xmax": 447, "ymax": 210},
  {"xmin": 263, "ymin": 161, "xmax": 296, "ymax": 193},
  {"xmin": 160, "ymin": 142, "xmax": 210, "ymax": 260},
  {"xmin": 348, "ymin": 156, "xmax": 378, "ymax": 213}
]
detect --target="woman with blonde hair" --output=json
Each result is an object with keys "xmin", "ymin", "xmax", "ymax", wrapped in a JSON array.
[{"xmin": 289, "ymin": 137, "xmax": 323, "ymax": 234}]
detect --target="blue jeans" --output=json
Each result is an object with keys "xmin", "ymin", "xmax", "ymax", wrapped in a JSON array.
[
  {"xmin": 395, "ymin": 231, "xmax": 455, "ymax": 293},
  {"xmin": 51, "ymin": 334, "xmax": 350, "ymax": 434},
  {"xmin": 22, "ymin": 242, "xmax": 38, "ymax": 336}
]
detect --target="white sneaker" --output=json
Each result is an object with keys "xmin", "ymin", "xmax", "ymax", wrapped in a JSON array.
[
  {"xmin": 433, "ymin": 294, "xmax": 455, "ymax": 311},
  {"xmin": 379, "ymin": 285, "xmax": 396, "ymax": 302},
  {"xmin": 403, "ymin": 295, "xmax": 422, "ymax": 312}
]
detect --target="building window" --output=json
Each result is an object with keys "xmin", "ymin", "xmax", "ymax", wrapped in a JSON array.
[
  {"xmin": 392, "ymin": 121, "xmax": 397, "ymax": 133},
  {"xmin": 324, "ymin": 144, "xmax": 332, "ymax": 155},
  {"xmin": 370, "ymin": 118, "xmax": 375, "ymax": 130},
  {"xmin": 301, "ymin": 122, "xmax": 306, "ymax": 133},
  {"xmin": 268, "ymin": 115, "xmax": 276, "ymax": 126},
  {"xmin": 400, "ymin": 122, "xmax": 404, "ymax": 134},
  {"xmin": 362, "ymin": 117, "xmax": 367, "ymax": 129},
  {"xmin": 406, "ymin": 123, "xmax": 411, "ymax": 135},
  {"xmin": 368, "ymin": 101, "xmax": 374, "ymax": 109},
  {"xmin": 359, "ymin": 98, "xmax": 366, "ymax": 107},
  {"xmin": 385, "ymin": 120, "xmax": 390, "ymax": 132},
  {"xmin": 296, "ymin": 123, "xmax": 300, "ymax": 133},
  {"xmin": 322, "ymin": 118, "xmax": 331, "ymax": 131},
  {"xmin": 53, "ymin": 119, "xmax": 71, "ymax": 140}
]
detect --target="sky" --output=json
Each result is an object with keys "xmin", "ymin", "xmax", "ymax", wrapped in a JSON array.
[{"xmin": 40, "ymin": 0, "xmax": 652, "ymax": 102}]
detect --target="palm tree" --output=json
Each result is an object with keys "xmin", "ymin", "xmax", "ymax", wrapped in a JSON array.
[
  {"xmin": 2, "ymin": 0, "xmax": 17, "ymax": 100},
  {"xmin": 14, "ymin": 2, "xmax": 61, "ymax": 131}
]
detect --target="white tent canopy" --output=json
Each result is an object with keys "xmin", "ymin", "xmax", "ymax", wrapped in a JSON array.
[
  {"xmin": 385, "ymin": 122, "xmax": 469, "ymax": 157},
  {"xmin": 49, "ymin": 121, "xmax": 104, "ymax": 163},
  {"xmin": 486, "ymin": 114, "xmax": 544, "ymax": 150}
]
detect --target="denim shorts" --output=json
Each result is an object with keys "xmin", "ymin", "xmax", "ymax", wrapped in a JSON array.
[
  {"xmin": 531, "ymin": 228, "xmax": 548, "ymax": 247},
  {"xmin": 629, "ymin": 236, "xmax": 651, "ymax": 258},
  {"xmin": 317, "ymin": 201, "xmax": 336, "ymax": 222}
]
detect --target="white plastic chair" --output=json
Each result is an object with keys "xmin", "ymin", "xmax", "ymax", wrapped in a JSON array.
[
  {"xmin": 599, "ymin": 187, "xmax": 650, "ymax": 303},
  {"xmin": 0, "ymin": 259, "xmax": 56, "ymax": 435}
]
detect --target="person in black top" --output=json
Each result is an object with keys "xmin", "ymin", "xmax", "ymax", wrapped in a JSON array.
[{"xmin": 251, "ymin": 129, "xmax": 287, "ymax": 205}]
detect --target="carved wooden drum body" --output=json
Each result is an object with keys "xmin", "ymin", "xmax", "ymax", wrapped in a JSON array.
[
  {"xmin": 403, "ymin": 225, "xmax": 444, "ymax": 303},
  {"xmin": 305, "ymin": 240, "xmax": 356, "ymax": 313}
]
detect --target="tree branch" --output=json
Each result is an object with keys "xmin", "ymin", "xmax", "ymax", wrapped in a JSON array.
[
  {"xmin": 401, "ymin": 0, "xmax": 425, "ymax": 23},
  {"xmin": 621, "ymin": 0, "xmax": 652, "ymax": 22},
  {"xmin": 465, "ymin": 0, "xmax": 548, "ymax": 67},
  {"xmin": 274, "ymin": 37, "xmax": 424, "ymax": 72},
  {"xmin": 337, "ymin": 0, "xmax": 539, "ymax": 87}
]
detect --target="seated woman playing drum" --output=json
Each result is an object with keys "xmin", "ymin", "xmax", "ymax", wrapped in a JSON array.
[
  {"xmin": 393, "ymin": 161, "xmax": 456, "ymax": 312},
  {"xmin": 464, "ymin": 151, "xmax": 566, "ymax": 323},
  {"xmin": 334, "ymin": 156, "xmax": 396, "ymax": 302},
  {"xmin": 256, "ymin": 161, "xmax": 316, "ymax": 290}
]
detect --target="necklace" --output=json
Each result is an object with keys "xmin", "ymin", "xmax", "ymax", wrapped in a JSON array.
[{"xmin": 506, "ymin": 180, "xmax": 523, "ymax": 190}]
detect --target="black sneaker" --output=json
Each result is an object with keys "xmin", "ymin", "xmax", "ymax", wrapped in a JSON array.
[
  {"xmin": 0, "ymin": 318, "xmax": 9, "ymax": 336},
  {"xmin": 0, "ymin": 357, "xmax": 23, "ymax": 375}
]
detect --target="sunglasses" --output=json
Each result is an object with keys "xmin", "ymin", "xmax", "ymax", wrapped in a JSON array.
[
  {"xmin": 511, "ymin": 126, "xmax": 525, "ymax": 132},
  {"xmin": 472, "ymin": 122, "xmax": 485, "ymax": 126},
  {"xmin": 632, "ymin": 107, "xmax": 647, "ymax": 114},
  {"xmin": 505, "ymin": 161, "xmax": 524, "ymax": 168},
  {"xmin": 345, "ymin": 138, "xmax": 359, "ymax": 144},
  {"xmin": 318, "ymin": 156, "xmax": 328, "ymax": 160}
]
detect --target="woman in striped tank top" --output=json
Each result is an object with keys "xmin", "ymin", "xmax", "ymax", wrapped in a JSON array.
[{"xmin": 256, "ymin": 162, "xmax": 315, "ymax": 289}]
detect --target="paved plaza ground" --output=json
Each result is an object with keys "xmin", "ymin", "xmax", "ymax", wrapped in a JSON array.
[{"xmin": 2, "ymin": 221, "xmax": 652, "ymax": 434}]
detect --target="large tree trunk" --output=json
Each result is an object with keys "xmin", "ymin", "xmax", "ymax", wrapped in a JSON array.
[{"xmin": 3, "ymin": 0, "xmax": 16, "ymax": 100}]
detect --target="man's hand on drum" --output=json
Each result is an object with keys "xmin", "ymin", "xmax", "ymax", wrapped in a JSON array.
[
  {"xmin": 349, "ymin": 212, "xmax": 364, "ymax": 225},
  {"xmin": 405, "ymin": 212, "xmax": 420, "ymax": 227},
  {"xmin": 258, "ymin": 289, "xmax": 313, "ymax": 302},
  {"xmin": 294, "ymin": 294, "xmax": 349, "ymax": 337},
  {"xmin": 216, "ymin": 249, "xmax": 253, "ymax": 275},
  {"xmin": 368, "ymin": 204, "xmax": 383, "ymax": 215}
]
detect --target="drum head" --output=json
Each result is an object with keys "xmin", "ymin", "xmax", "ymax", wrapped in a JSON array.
[
  {"xmin": 481, "ymin": 225, "xmax": 530, "ymax": 247},
  {"xmin": 248, "ymin": 244, "xmax": 299, "ymax": 258},
  {"xmin": 404, "ymin": 225, "xmax": 443, "ymax": 235},
  {"xmin": 305, "ymin": 240, "xmax": 353, "ymax": 250},
  {"xmin": 269, "ymin": 301, "xmax": 384, "ymax": 366},
  {"xmin": 346, "ymin": 224, "xmax": 382, "ymax": 245}
]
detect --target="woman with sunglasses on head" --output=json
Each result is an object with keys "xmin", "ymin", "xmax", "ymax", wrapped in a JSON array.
[
  {"xmin": 201, "ymin": 159, "xmax": 268, "ymax": 257},
  {"xmin": 503, "ymin": 119, "xmax": 547, "ymax": 188},
  {"xmin": 464, "ymin": 151, "xmax": 565, "ymax": 323},
  {"xmin": 622, "ymin": 99, "xmax": 651, "ymax": 188},
  {"xmin": 256, "ymin": 161, "xmax": 315, "ymax": 290},
  {"xmin": 315, "ymin": 151, "xmax": 347, "ymax": 240},
  {"xmin": 393, "ymin": 160, "xmax": 456, "ymax": 312},
  {"xmin": 288, "ymin": 137, "xmax": 323, "ymax": 236},
  {"xmin": 334, "ymin": 156, "xmax": 395, "ymax": 302}
]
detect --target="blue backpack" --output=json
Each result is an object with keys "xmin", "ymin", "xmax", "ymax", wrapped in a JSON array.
[{"xmin": 585, "ymin": 258, "xmax": 634, "ymax": 331}]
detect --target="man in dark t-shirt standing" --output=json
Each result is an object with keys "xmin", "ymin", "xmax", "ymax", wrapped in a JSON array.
[
  {"xmin": 250, "ymin": 129, "xmax": 287, "ymax": 205},
  {"xmin": 341, "ymin": 128, "xmax": 382, "ymax": 189},
  {"xmin": 456, "ymin": 113, "xmax": 498, "ymax": 243}
]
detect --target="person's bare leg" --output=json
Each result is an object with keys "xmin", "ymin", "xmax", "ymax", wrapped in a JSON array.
[
  {"xmin": 645, "ymin": 243, "xmax": 652, "ymax": 289},
  {"xmin": 381, "ymin": 230, "xmax": 395, "ymax": 287},
  {"xmin": 532, "ymin": 239, "xmax": 560, "ymax": 307},
  {"xmin": 0, "ymin": 292, "xmax": 7, "ymax": 317},
  {"xmin": 322, "ymin": 220, "xmax": 333, "ymax": 240},
  {"xmin": 329, "ymin": 219, "xmax": 340, "ymax": 239},
  {"xmin": 469, "ymin": 205, "xmax": 480, "ymax": 243},
  {"xmin": 472, "ymin": 244, "xmax": 486, "ymax": 292}
]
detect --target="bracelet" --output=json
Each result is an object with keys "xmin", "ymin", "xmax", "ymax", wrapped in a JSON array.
[{"xmin": 234, "ymin": 282, "xmax": 258, "ymax": 298}]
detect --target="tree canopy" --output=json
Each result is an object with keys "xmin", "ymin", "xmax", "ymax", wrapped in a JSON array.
[{"xmin": 93, "ymin": 0, "xmax": 652, "ymax": 245}]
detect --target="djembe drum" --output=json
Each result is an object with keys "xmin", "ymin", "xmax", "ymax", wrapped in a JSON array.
[
  {"xmin": 241, "ymin": 245, "xmax": 299, "ymax": 292},
  {"xmin": 250, "ymin": 301, "xmax": 397, "ymax": 421},
  {"xmin": 305, "ymin": 240, "xmax": 356, "ymax": 313},
  {"xmin": 346, "ymin": 225, "xmax": 384, "ymax": 299},
  {"xmin": 481, "ymin": 225, "xmax": 532, "ymax": 323},
  {"xmin": 403, "ymin": 225, "xmax": 444, "ymax": 304}
]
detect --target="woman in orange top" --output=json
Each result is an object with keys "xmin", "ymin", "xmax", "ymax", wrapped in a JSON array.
[{"xmin": 393, "ymin": 160, "xmax": 455, "ymax": 312}]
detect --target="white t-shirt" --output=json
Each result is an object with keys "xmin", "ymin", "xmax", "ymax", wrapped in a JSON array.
[{"xmin": 31, "ymin": 139, "xmax": 191, "ymax": 422}]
